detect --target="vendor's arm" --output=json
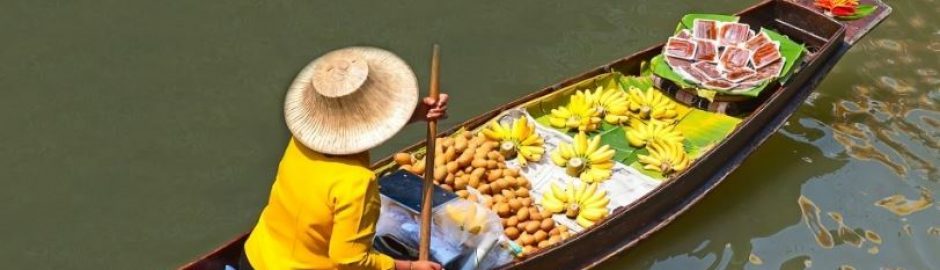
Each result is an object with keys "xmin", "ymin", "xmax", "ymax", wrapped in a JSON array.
[
  {"xmin": 408, "ymin": 94, "xmax": 449, "ymax": 124},
  {"xmin": 328, "ymin": 174, "xmax": 395, "ymax": 270}
]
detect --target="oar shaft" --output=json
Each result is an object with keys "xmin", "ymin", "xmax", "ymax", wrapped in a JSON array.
[{"xmin": 418, "ymin": 44, "xmax": 440, "ymax": 261}]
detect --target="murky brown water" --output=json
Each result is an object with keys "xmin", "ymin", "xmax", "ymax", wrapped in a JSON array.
[{"xmin": 0, "ymin": 0, "xmax": 936, "ymax": 269}]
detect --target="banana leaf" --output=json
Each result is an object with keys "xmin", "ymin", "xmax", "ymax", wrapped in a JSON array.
[
  {"xmin": 597, "ymin": 123, "xmax": 636, "ymax": 163},
  {"xmin": 675, "ymin": 110, "xmax": 741, "ymax": 158},
  {"xmin": 652, "ymin": 14, "xmax": 806, "ymax": 97}
]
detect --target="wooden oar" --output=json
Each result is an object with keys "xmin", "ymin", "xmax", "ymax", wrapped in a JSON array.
[{"xmin": 418, "ymin": 44, "xmax": 441, "ymax": 261}]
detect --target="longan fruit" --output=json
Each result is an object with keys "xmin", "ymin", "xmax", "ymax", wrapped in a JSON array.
[
  {"xmin": 456, "ymin": 153, "xmax": 472, "ymax": 167},
  {"xmin": 496, "ymin": 203, "xmax": 511, "ymax": 217},
  {"xmin": 525, "ymin": 220, "xmax": 540, "ymax": 234},
  {"xmin": 493, "ymin": 179, "xmax": 509, "ymax": 191},
  {"xmin": 520, "ymin": 197, "xmax": 532, "ymax": 207},
  {"xmin": 537, "ymin": 240, "xmax": 550, "ymax": 249},
  {"xmin": 446, "ymin": 161, "xmax": 458, "ymax": 174},
  {"xmin": 508, "ymin": 199, "xmax": 522, "ymax": 212},
  {"xmin": 394, "ymin": 153, "xmax": 412, "ymax": 165},
  {"xmin": 529, "ymin": 208, "xmax": 542, "ymax": 221},
  {"xmin": 503, "ymin": 176, "xmax": 517, "ymax": 187},
  {"xmin": 456, "ymin": 190, "xmax": 468, "ymax": 198},
  {"xmin": 523, "ymin": 245, "xmax": 536, "ymax": 255},
  {"xmin": 540, "ymin": 219, "xmax": 554, "ymax": 231},
  {"xmin": 486, "ymin": 160, "xmax": 498, "ymax": 169},
  {"xmin": 486, "ymin": 170, "xmax": 502, "ymax": 181},
  {"xmin": 548, "ymin": 235, "xmax": 560, "ymax": 245},
  {"xmin": 440, "ymin": 184, "xmax": 453, "ymax": 192},
  {"xmin": 515, "ymin": 187, "xmax": 529, "ymax": 198},
  {"xmin": 505, "ymin": 227, "xmax": 521, "ymax": 240},
  {"xmin": 444, "ymin": 173, "xmax": 455, "ymax": 185},
  {"xmin": 517, "ymin": 177, "xmax": 530, "ymax": 189},
  {"xmin": 478, "ymin": 183, "xmax": 491, "ymax": 194},
  {"xmin": 501, "ymin": 189, "xmax": 516, "ymax": 200},
  {"xmin": 505, "ymin": 216, "xmax": 519, "ymax": 228},
  {"xmin": 515, "ymin": 207, "xmax": 530, "ymax": 222},
  {"xmin": 454, "ymin": 136, "xmax": 468, "ymax": 152},
  {"xmin": 444, "ymin": 146, "xmax": 456, "ymax": 161},
  {"xmin": 504, "ymin": 168, "xmax": 519, "ymax": 177},
  {"xmin": 454, "ymin": 176, "xmax": 468, "ymax": 190},
  {"xmin": 520, "ymin": 233, "xmax": 535, "ymax": 246},
  {"xmin": 471, "ymin": 158, "xmax": 487, "ymax": 168},
  {"xmin": 433, "ymin": 166, "xmax": 447, "ymax": 181}
]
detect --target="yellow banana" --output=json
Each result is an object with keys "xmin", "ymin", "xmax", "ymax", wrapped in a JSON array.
[
  {"xmin": 637, "ymin": 139, "xmax": 691, "ymax": 176},
  {"xmin": 548, "ymin": 92, "xmax": 603, "ymax": 132},
  {"xmin": 625, "ymin": 119, "xmax": 685, "ymax": 148},
  {"xmin": 626, "ymin": 86, "xmax": 679, "ymax": 123},
  {"xmin": 550, "ymin": 132, "xmax": 617, "ymax": 183},
  {"xmin": 481, "ymin": 117, "xmax": 544, "ymax": 166},
  {"xmin": 540, "ymin": 182, "xmax": 610, "ymax": 228}
]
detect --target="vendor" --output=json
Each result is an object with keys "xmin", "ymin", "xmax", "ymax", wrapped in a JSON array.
[{"xmin": 242, "ymin": 47, "xmax": 447, "ymax": 270}]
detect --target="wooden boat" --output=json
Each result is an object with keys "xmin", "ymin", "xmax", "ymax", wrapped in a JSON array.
[{"xmin": 180, "ymin": 0, "xmax": 890, "ymax": 269}]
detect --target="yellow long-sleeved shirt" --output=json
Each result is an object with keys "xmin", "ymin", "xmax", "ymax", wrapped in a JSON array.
[{"xmin": 244, "ymin": 138, "xmax": 395, "ymax": 270}]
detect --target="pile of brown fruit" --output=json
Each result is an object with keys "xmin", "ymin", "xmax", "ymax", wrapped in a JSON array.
[{"xmin": 393, "ymin": 130, "xmax": 571, "ymax": 256}]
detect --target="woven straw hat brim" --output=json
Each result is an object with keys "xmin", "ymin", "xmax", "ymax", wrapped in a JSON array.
[{"xmin": 284, "ymin": 47, "xmax": 418, "ymax": 155}]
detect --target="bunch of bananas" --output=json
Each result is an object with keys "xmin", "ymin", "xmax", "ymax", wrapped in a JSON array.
[
  {"xmin": 626, "ymin": 86, "xmax": 679, "ymax": 123},
  {"xmin": 575, "ymin": 86, "xmax": 631, "ymax": 125},
  {"xmin": 481, "ymin": 117, "xmax": 545, "ymax": 166},
  {"xmin": 549, "ymin": 132, "xmax": 615, "ymax": 183},
  {"xmin": 443, "ymin": 202, "xmax": 489, "ymax": 234},
  {"xmin": 541, "ymin": 182, "xmax": 610, "ymax": 228},
  {"xmin": 625, "ymin": 120, "xmax": 684, "ymax": 148},
  {"xmin": 637, "ymin": 139, "xmax": 691, "ymax": 176},
  {"xmin": 548, "ymin": 93, "xmax": 602, "ymax": 132}
]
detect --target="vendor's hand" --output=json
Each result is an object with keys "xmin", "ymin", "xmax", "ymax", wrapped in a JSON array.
[
  {"xmin": 411, "ymin": 93, "xmax": 449, "ymax": 123},
  {"xmin": 411, "ymin": 261, "xmax": 443, "ymax": 270}
]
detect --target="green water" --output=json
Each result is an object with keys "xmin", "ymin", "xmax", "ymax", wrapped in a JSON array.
[{"xmin": 1, "ymin": 1, "xmax": 937, "ymax": 269}]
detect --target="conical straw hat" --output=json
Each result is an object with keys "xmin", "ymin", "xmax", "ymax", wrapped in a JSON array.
[{"xmin": 284, "ymin": 47, "xmax": 418, "ymax": 155}]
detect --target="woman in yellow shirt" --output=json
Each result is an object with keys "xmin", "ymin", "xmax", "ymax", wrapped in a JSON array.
[{"xmin": 242, "ymin": 47, "xmax": 447, "ymax": 270}]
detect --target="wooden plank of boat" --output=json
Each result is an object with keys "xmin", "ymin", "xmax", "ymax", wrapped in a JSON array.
[{"xmin": 178, "ymin": 0, "xmax": 890, "ymax": 269}]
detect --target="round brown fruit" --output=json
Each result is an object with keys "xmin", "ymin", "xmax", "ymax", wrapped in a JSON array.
[
  {"xmin": 540, "ymin": 218, "xmax": 555, "ymax": 231},
  {"xmin": 516, "ymin": 207, "xmax": 530, "ymax": 222},
  {"xmin": 496, "ymin": 203, "xmax": 511, "ymax": 217},
  {"xmin": 537, "ymin": 240, "xmax": 550, "ymax": 249},
  {"xmin": 505, "ymin": 216, "xmax": 519, "ymax": 228},
  {"xmin": 393, "ymin": 153, "xmax": 412, "ymax": 165},
  {"xmin": 525, "ymin": 220, "xmax": 540, "ymax": 234},
  {"xmin": 505, "ymin": 227, "xmax": 520, "ymax": 240}
]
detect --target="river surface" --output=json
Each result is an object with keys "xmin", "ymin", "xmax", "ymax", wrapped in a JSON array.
[{"xmin": 1, "ymin": 0, "xmax": 937, "ymax": 269}]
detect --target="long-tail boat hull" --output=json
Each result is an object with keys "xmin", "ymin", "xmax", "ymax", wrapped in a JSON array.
[{"xmin": 180, "ymin": 0, "xmax": 890, "ymax": 269}]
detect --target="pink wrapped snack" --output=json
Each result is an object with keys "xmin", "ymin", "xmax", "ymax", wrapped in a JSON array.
[
  {"xmin": 745, "ymin": 31, "xmax": 772, "ymax": 51},
  {"xmin": 693, "ymin": 39, "xmax": 719, "ymax": 62},
  {"xmin": 665, "ymin": 37, "xmax": 697, "ymax": 60},
  {"xmin": 693, "ymin": 19, "xmax": 718, "ymax": 40},
  {"xmin": 719, "ymin": 46, "xmax": 750, "ymax": 69},
  {"xmin": 752, "ymin": 42, "xmax": 782, "ymax": 68},
  {"xmin": 718, "ymin": 22, "xmax": 751, "ymax": 46}
]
